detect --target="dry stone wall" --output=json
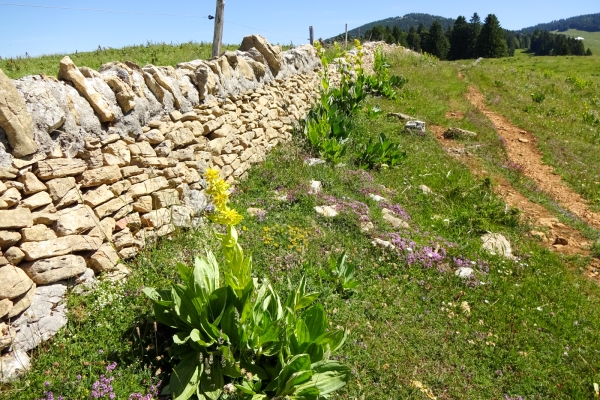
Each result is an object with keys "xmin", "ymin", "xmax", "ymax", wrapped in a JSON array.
[{"xmin": 0, "ymin": 35, "xmax": 320, "ymax": 373}]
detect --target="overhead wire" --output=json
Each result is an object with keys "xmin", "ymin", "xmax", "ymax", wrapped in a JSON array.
[{"xmin": 0, "ymin": 2, "xmax": 308, "ymax": 41}]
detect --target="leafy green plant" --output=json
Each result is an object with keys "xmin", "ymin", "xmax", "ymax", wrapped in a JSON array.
[
  {"xmin": 144, "ymin": 169, "xmax": 350, "ymax": 400},
  {"xmin": 366, "ymin": 105, "xmax": 383, "ymax": 120},
  {"xmin": 357, "ymin": 133, "xmax": 407, "ymax": 170},
  {"xmin": 531, "ymin": 92, "xmax": 546, "ymax": 103},
  {"xmin": 328, "ymin": 251, "xmax": 360, "ymax": 292}
]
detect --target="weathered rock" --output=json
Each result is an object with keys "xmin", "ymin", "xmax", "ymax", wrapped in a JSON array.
[
  {"xmin": 20, "ymin": 172, "xmax": 47, "ymax": 194},
  {"xmin": 132, "ymin": 195, "xmax": 153, "ymax": 213},
  {"xmin": 128, "ymin": 141, "xmax": 156, "ymax": 157},
  {"xmin": 78, "ymin": 165, "xmax": 122, "ymax": 188},
  {"xmin": 20, "ymin": 255, "xmax": 87, "ymax": 285},
  {"xmin": 46, "ymin": 177, "xmax": 77, "ymax": 201},
  {"xmin": 419, "ymin": 185, "xmax": 433, "ymax": 195},
  {"xmin": 58, "ymin": 56, "xmax": 115, "ymax": 122},
  {"xmin": 315, "ymin": 205, "xmax": 338, "ymax": 217},
  {"xmin": 141, "ymin": 208, "xmax": 171, "ymax": 228},
  {"xmin": 0, "ymin": 350, "xmax": 31, "ymax": 382},
  {"xmin": 88, "ymin": 243, "xmax": 120, "ymax": 273},
  {"xmin": 87, "ymin": 217, "xmax": 116, "ymax": 241},
  {"xmin": 455, "ymin": 267, "xmax": 474, "ymax": 279},
  {"xmin": 55, "ymin": 205, "xmax": 99, "ymax": 236},
  {"xmin": 405, "ymin": 120, "xmax": 426, "ymax": 132},
  {"xmin": 0, "ymin": 69, "xmax": 38, "ymax": 157},
  {"xmin": 0, "ymin": 323, "xmax": 15, "ymax": 351},
  {"xmin": 6, "ymin": 282, "xmax": 35, "ymax": 318},
  {"xmin": 239, "ymin": 35, "xmax": 282, "ymax": 74},
  {"xmin": 152, "ymin": 189, "xmax": 181, "ymax": 209},
  {"xmin": 166, "ymin": 128, "xmax": 195, "ymax": 148},
  {"xmin": 36, "ymin": 158, "xmax": 87, "ymax": 180},
  {"xmin": 102, "ymin": 75, "xmax": 136, "ymax": 112},
  {"xmin": 0, "ymin": 265, "xmax": 33, "ymax": 299},
  {"xmin": 128, "ymin": 176, "xmax": 169, "ymax": 198},
  {"xmin": 170, "ymin": 205, "xmax": 194, "ymax": 227},
  {"xmin": 1, "ymin": 187, "xmax": 21, "ymax": 207},
  {"xmin": 481, "ymin": 233, "xmax": 514, "ymax": 259},
  {"xmin": 0, "ymin": 208, "xmax": 32, "ymax": 229},
  {"xmin": 21, "ymin": 190, "xmax": 53, "ymax": 209},
  {"xmin": 20, "ymin": 235, "xmax": 102, "ymax": 261},
  {"xmin": 0, "ymin": 298, "xmax": 12, "ymax": 319},
  {"xmin": 11, "ymin": 282, "xmax": 67, "ymax": 352},
  {"xmin": 4, "ymin": 247, "xmax": 25, "ymax": 265},
  {"xmin": 82, "ymin": 184, "xmax": 115, "ymax": 207},
  {"xmin": 0, "ymin": 230, "xmax": 21, "ymax": 249},
  {"xmin": 183, "ymin": 190, "xmax": 207, "ymax": 214},
  {"xmin": 54, "ymin": 184, "xmax": 83, "ymax": 209},
  {"xmin": 93, "ymin": 194, "xmax": 133, "ymax": 219},
  {"xmin": 103, "ymin": 140, "xmax": 131, "ymax": 167},
  {"xmin": 21, "ymin": 224, "xmax": 57, "ymax": 242}
]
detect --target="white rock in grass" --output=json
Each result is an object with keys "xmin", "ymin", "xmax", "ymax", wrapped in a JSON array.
[
  {"xmin": 481, "ymin": 233, "xmax": 514, "ymax": 259},
  {"xmin": 369, "ymin": 194, "xmax": 387, "ymax": 202},
  {"xmin": 372, "ymin": 238, "xmax": 394, "ymax": 249},
  {"xmin": 419, "ymin": 185, "xmax": 433, "ymax": 195},
  {"xmin": 308, "ymin": 180, "xmax": 322, "ymax": 194},
  {"xmin": 455, "ymin": 267, "xmax": 474, "ymax": 279},
  {"xmin": 0, "ymin": 350, "xmax": 30, "ymax": 382},
  {"xmin": 315, "ymin": 205, "xmax": 338, "ymax": 218},
  {"xmin": 304, "ymin": 158, "xmax": 326, "ymax": 166}
]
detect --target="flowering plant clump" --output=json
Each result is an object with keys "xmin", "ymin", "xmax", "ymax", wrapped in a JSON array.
[{"xmin": 143, "ymin": 169, "xmax": 350, "ymax": 399}]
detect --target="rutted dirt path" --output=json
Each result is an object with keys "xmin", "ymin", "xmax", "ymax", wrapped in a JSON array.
[{"xmin": 466, "ymin": 85, "xmax": 600, "ymax": 231}]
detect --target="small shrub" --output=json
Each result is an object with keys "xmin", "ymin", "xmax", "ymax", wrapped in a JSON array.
[
  {"xmin": 358, "ymin": 133, "xmax": 407, "ymax": 170},
  {"xmin": 328, "ymin": 251, "xmax": 360, "ymax": 292},
  {"xmin": 531, "ymin": 92, "xmax": 546, "ymax": 103}
]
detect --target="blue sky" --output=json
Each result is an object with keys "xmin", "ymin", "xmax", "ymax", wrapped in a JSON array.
[{"xmin": 0, "ymin": 1, "xmax": 598, "ymax": 58}]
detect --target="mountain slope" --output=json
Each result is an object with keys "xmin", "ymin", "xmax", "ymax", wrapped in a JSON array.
[{"xmin": 520, "ymin": 13, "xmax": 600, "ymax": 33}]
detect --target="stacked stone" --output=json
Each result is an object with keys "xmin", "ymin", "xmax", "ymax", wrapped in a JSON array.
[{"xmin": 0, "ymin": 35, "xmax": 321, "ymax": 378}]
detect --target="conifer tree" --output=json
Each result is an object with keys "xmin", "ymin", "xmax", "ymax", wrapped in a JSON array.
[
  {"xmin": 468, "ymin": 13, "xmax": 482, "ymax": 58},
  {"xmin": 449, "ymin": 16, "xmax": 471, "ymax": 60},
  {"xmin": 423, "ymin": 21, "xmax": 450, "ymax": 59},
  {"xmin": 407, "ymin": 26, "xmax": 421, "ymax": 52},
  {"xmin": 476, "ymin": 14, "xmax": 508, "ymax": 58}
]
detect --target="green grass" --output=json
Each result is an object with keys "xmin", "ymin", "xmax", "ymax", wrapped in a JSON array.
[
  {"xmin": 0, "ymin": 41, "xmax": 240, "ymax": 79},
  {"xmin": 2, "ymin": 49, "xmax": 600, "ymax": 400},
  {"xmin": 462, "ymin": 52, "xmax": 600, "ymax": 211},
  {"xmin": 551, "ymin": 29, "xmax": 600, "ymax": 55}
]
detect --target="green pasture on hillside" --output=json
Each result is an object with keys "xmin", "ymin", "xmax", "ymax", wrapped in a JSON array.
[{"xmin": 552, "ymin": 29, "xmax": 600, "ymax": 55}]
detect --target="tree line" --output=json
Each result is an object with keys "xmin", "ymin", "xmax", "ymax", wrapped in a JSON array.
[
  {"xmin": 361, "ymin": 13, "xmax": 592, "ymax": 59},
  {"xmin": 521, "ymin": 12, "xmax": 600, "ymax": 33}
]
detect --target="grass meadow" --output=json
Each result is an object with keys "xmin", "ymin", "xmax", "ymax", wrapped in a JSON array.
[{"xmin": 1, "ymin": 46, "xmax": 600, "ymax": 399}]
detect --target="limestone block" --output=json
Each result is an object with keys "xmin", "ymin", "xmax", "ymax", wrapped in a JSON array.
[
  {"xmin": 103, "ymin": 140, "xmax": 131, "ymax": 166},
  {"xmin": 152, "ymin": 189, "xmax": 181, "ymax": 209},
  {"xmin": 128, "ymin": 176, "xmax": 169, "ymax": 198},
  {"xmin": 154, "ymin": 140, "xmax": 172, "ymax": 157},
  {"xmin": 140, "ymin": 129, "xmax": 165, "ymax": 144},
  {"xmin": 21, "ymin": 224, "xmax": 57, "ymax": 242},
  {"xmin": 0, "ymin": 265, "xmax": 33, "ymax": 299},
  {"xmin": 129, "ymin": 173, "xmax": 148, "ymax": 185},
  {"xmin": 0, "ymin": 299, "xmax": 12, "ymax": 319},
  {"xmin": 58, "ymin": 56, "xmax": 115, "ymax": 122},
  {"xmin": 0, "ymin": 208, "xmax": 33, "ymax": 229},
  {"xmin": 141, "ymin": 208, "xmax": 171, "ymax": 228},
  {"xmin": 46, "ymin": 177, "xmax": 76, "ymax": 202},
  {"xmin": 21, "ymin": 191, "xmax": 52, "ymax": 210},
  {"xmin": 109, "ymin": 180, "xmax": 131, "ymax": 196},
  {"xmin": 54, "ymin": 185, "xmax": 83, "ymax": 209},
  {"xmin": 111, "ymin": 228, "xmax": 143, "ymax": 250},
  {"xmin": 93, "ymin": 194, "xmax": 133, "ymax": 219},
  {"xmin": 141, "ymin": 157, "xmax": 177, "ymax": 168},
  {"xmin": 0, "ymin": 350, "xmax": 31, "ymax": 382},
  {"xmin": 31, "ymin": 209, "xmax": 59, "ymax": 226},
  {"xmin": 0, "ymin": 181, "xmax": 6, "ymax": 195},
  {"xmin": 1, "ymin": 187, "xmax": 21, "ymax": 207},
  {"xmin": 166, "ymin": 128, "xmax": 195, "ymax": 148},
  {"xmin": 128, "ymin": 141, "xmax": 156, "ymax": 157},
  {"xmin": 78, "ymin": 165, "xmax": 122, "ymax": 187},
  {"xmin": 132, "ymin": 196, "xmax": 153, "ymax": 213},
  {"xmin": 19, "ymin": 172, "xmax": 47, "ymax": 195},
  {"xmin": 88, "ymin": 217, "xmax": 116, "ymax": 241},
  {"xmin": 36, "ymin": 158, "xmax": 87, "ymax": 180},
  {"xmin": 82, "ymin": 184, "xmax": 115, "ymax": 208},
  {"xmin": 239, "ymin": 35, "xmax": 282, "ymax": 74},
  {"xmin": 20, "ymin": 254, "xmax": 87, "ymax": 285},
  {"xmin": 20, "ymin": 235, "xmax": 103, "ymax": 261},
  {"xmin": 88, "ymin": 243, "xmax": 120, "ymax": 273},
  {"xmin": 156, "ymin": 223, "xmax": 175, "ymax": 237},
  {"xmin": 7, "ymin": 282, "xmax": 36, "ymax": 318},
  {"xmin": 102, "ymin": 75, "xmax": 136, "ymax": 113},
  {"xmin": 0, "ymin": 69, "xmax": 38, "ymax": 157},
  {"xmin": 55, "ymin": 205, "xmax": 99, "ymax": 236},
  {"xmin": 0, "ymin": 230, "xmax": 21, "ymax": 249},
  {"xmin": 4, "ymin": 247, "xmax": 25, "ymax": 265}
]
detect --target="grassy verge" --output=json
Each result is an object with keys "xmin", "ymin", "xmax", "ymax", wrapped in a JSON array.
[
  {"xmin": 463, "ymin": 53, "xmax": 600, "ymax": 211},
  {"xmin": 2, "ymin": 49, "xmax": 600, "ymax": 400},
  {"xmin": 0, "ymin": 42, "xmax": 240, "ymax": 79}
]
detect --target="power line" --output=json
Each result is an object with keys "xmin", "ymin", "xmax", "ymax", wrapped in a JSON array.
[
  {"xmin": 0, "ymin": 2, "xmax": 206, "ymax": 18},
  {"xmin": 0, "ymin": 2, "xmax": 307, "ymax": 42}
]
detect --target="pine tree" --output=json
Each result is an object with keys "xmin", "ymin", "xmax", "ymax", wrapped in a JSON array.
[
  {"xmin": 407, "ymin": 26, "xmax": 421, "ymax": 52},
  {"xmin": 476, "ymin": 14, "xmax": 508, "ymax": 58},
  {"xmin": 586, "ymin": 48, "xmax": 593, "ymax": 56},
  {"xmin": 423, "ymin": 21, "xmax": 450, "ymax": 59},
  {"xmin": 449, "ymin": 16, "xmax": 471, "ymax": 60},
  {"xmin": 468, "ymin": 13, "xmax": 482, "ymax": 58}
]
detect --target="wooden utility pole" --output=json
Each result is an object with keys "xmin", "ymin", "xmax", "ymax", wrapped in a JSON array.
[
  {"xmin": 309, "ymin": 26, "xmax": 314, "ymax": 45},
  {"xmin": 345, "ymin": 24, "xmax": 348, "ymax": 48},
  {"xmin": 211, "ymin": 0, "xmax": 225, "ymax": 58}
]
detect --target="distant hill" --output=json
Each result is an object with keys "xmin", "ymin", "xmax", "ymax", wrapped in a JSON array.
[
  {"xmin": 520, "ymin": 13, "xmax": 600, "ymax": 33},
  {"xmin": 327, "ymin": 13, "xmax": 454, "ymax": 41}
]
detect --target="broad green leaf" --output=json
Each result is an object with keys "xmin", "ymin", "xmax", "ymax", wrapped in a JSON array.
[
  {"xmin": 315, "ymin": 329, "xmax": 347, "ymax": 353},
  {"xmin": 143, "ymin": 287, "xmax": 173, "ymax": 307},
  {"xmin": 221, "ymin": 305, "xmax": 241, "ymax": 345},
  {"xmin": 295, "ymin": 361, "xmax": 350, "ymax": 396},
  {"xmin": 234, "ymin": 383, "xmax": 256, "ymax": 395},
  {"xmin": 219, "ymin": 345, "xmax": 241, "ymax": 377},
  {"xmin": 153, "ymin": 303, "xmax": 179, "ymax": 328},
  {"xmin": 207, "ymin": 287, "xmax": 228, "ymax": 325},
  {"xmin": 295, "ymin": 319, "xmax": 310, "ymax": 344},
  {"xmin": 281, "ymin": 370, "xmax": 313, "ymax": 395},
  {"xmin": 192, "ymin": 252, "xmax": 219, "ymax": 302},
  {"xmin": 270, "ymin": 354, "xmax": 311, "ymax": 394},
  {"xmin": 170, "ymin": 351, "xmax": 201, "ymax": 400},
  {"xmin": 199, "ymin": 355, "xmax": 223, "ymax": 400},
  {"xmin": 172, "ymin": 285, "xmax": 200, "ymax": 327},
  {"xmin": 302, "ymin": 304, "xmax": 327, "ymax": 341},
  {"xmin": 173, "ymin": 331, "xmax": 190, "ymax": 345},
  {"xmin": 176, "ymin": 262, "xmax": 193, "ymax": 288}
]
